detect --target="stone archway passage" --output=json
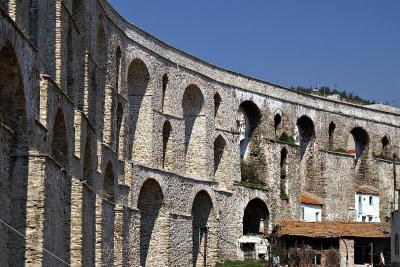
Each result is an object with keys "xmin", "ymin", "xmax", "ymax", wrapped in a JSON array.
[
  {"xmin": 138, "ymin": 179, "xmax": 169, "ymax": 266},
  {"xmin": 243, "ymin": 198, "xmax": 269, "ymax": 235},
  {"xmin": 192, "ymin": 190, "xmax": 218, "ymax": 267},
  {"xmin": 0, "ymin": 43, "xmax": 28, "ymax": 266}
]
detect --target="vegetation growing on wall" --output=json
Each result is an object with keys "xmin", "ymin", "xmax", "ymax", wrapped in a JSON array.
[
  {"xmin": 292, "ymin": 86, "xmax": 375, "ymax": 105},
  {"xmin": 216, "ymin": 259, "xmax": 265, "ymax": 267},
  {"xmin": 279, "ymin": 132, "xmax": 296, "ymax": 145}
]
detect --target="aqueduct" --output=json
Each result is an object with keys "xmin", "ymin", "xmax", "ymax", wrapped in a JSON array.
[{"xmin": 0, "ymin": 0, "xmax": 399, "ymax": 266}]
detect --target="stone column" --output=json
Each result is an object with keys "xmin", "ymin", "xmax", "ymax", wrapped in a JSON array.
[
  {"xmin": 169, "ymin": 213, "xmax": 192, "ymax": 267},
  {"xmin": 25, "ymin": 156, "xmax": 46, "ymax": 266},
  {"xmin": 123, "ymin": 208, "xmax": 140, "ymax": 267},
  {"xmin": 114, "ymin": 204, "xmax": 124, "ymax": 266},
  {"xmin": 70, "ymin": 178, "xmax": 83, "ymax": 266},
  {"xmin": 94, "ymin": 196, "xmax": 103, "ymax": 267}
]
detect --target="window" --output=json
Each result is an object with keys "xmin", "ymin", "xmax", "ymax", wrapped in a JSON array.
[
  {"xmin": 396, "ymin": 233, "xmax": 399, "ymax": 255},
  {"xmin": 369, "ymin": 196, "xmax": 373, "ymax": 205},
  {"xmin": 362, "ymin": 216, "xmax": 366, "ymax": 222},
  {"xmin": 368, "ymin": 216, "xmax": 373, "ymax": 222},
  {"xmin": 301, "ymin": 207, "xmax": 305, "ymax": 221},
  {"xmin": 315, "ymin": 212, "xmax": 320, "ymax": 222}
]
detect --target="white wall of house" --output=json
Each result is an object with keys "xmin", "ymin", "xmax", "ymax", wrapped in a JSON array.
[
  {"xmin": 300, "ymin": 204, "xmax": 322, "ymax": 222},
  {"xmin": 355, "ymin": 193, "xmax": 380, "ymax": 222}
]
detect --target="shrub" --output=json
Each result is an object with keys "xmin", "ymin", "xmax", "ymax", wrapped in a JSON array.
[
  {"xmin": 241, "ymin": 160, "xmax": 258, "ymax": 182},
  {"xmin": 279, "ymin": 132, "xmax": 295, "ymax": 145}
]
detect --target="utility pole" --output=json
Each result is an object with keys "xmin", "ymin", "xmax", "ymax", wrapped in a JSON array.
[{"xmin": 203, "ymin": 227, "xmax": 208, "ymax": 267}]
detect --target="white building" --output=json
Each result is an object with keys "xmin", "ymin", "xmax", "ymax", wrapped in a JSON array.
[
  {"xmin": 355, "ymin": 185, "xmax": 380, "ymax": 223},
  {"xmin": 300, "ymin": 193, "xmax": 322, "ymax": 222}
]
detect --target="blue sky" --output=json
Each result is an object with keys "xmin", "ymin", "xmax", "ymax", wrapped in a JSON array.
[{"xmin": 108, "ymin": 0, "xmax": 400, "ymax": 106}]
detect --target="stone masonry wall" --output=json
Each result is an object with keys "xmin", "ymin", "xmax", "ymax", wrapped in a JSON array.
[{"xmin": 0, "ymin": 0, "xmax": 399, "ymax": 266}]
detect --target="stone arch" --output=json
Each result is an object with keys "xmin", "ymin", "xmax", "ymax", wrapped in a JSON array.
[
  {"xmin": 96, "ymin": 22, "xmax": 106, "ymax": 69},
  {"xmin": 274, "ymin": 113, "xmax": 282, "ymax": 136},
  {"xmin": 88, "ymin": 70, "xmax": 97, "ymax": 126},
  {"xmin": 191, "ymin": 190, "xmax": 218, "ymax": 267},
  {"xmin": 162, "ymin": 120, "xmax": 174, "ymax": 170},
  {"xmin": 0, "ymin": 43, "xmax": 28, "ymax": 265},
  {"xmin": 127, "ymin": 58, "xmax": 150, "ymax": 161},
  {"xmin": 296, "ymin": 115, "xmax": 315, "ymax": 159},
  {"xmin": 115, "ymin": 101, "xmax": 123, "ymax": 156},
  {"xmin": 280, "ymin": 147, "xmax": 288, "ymax": 194},
  {"xmin": 115, "ymin": 47, "xmax": 122, "ymax": 92},
  {"xmin": 238, "ymin": 100, "xmax": 261, "ymax": 159},
  {"xmin": 66, "ymin": 26, "xmax": 74, "ymax": 100},
  {"xmin": 381, "ymin": 135, "xmax": 390, "ymax": 157},
  {"xmin": 243, "ymin": 198, "xmax": 269, "ymax": 235},
  {"xmin": 328, "ymin": 121, "xmax": 336, "ymax": 149},
  {"xmin": 52, "ymin": 109, "xmax": 69, "ymax": 167},
  {"xmin": 103, "ymin": 162, "xmax": 115, "ymax": 202},
  {"xmin": 72, "ymin": 0, "xmax": 85, "ymax": 31},
  {"xmin": 101, "ymin": 162, "xmax": 116, "ymax": 266},
  {"xmin": 0, "ymin": 0, "xmax": 8, "ymax": 12},
  {"xmin": 182, "ymin": 84, "xmax": 205, "ymax": 176},
  {"xmin": 82, "ymin": 134, "xmax": 95, "ymax": 265},
  {"xmin": 214, "ymin": 92, "xmax": 221, "ymax": 118},
  {"xmin": 214, "ymin": 134, "xmax": 228, "ymax": 188},
  {"xmin": 28, "ymin": 0, "xmax": 38, "ymax": 46},
  {"xmin": 161, "ymin": 73, "xmax": 168, "ymax": 112},
  {"xmin": 347, "ymin": 127, "xmax": 369, "ymax": 161},
  {"xmin": 138, "ymin": 179, "xmax": 169, "ymax": 266}
]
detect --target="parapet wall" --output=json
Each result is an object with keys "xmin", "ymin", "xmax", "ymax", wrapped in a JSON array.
[{"xmin": 0, "ymin": 0, "xmax": 399, "ymax": 266}]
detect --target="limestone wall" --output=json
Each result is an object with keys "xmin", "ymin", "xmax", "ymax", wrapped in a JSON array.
[{"xmin": 0, "ymin": 0, "xmax": 399, "ymax": 266}]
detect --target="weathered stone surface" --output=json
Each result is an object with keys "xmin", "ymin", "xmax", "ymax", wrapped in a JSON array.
[{"xmin": 0, "ymin": 1, "xmax": 399, "ymax": 266}]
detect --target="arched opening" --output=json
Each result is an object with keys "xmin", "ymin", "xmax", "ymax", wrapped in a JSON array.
[
  {"xmin": 274, "ymin": 113, "xmax": 282, "ymax": 136},
  {"xmin": 238, "ymin": 101, "xmax": 261, "ymax": 159},
  {"xmin": 161, "ymin": 74, "xmax": 168, "ymax": 112},
  {"xmin": 182, "ymin": 84, "xmax": 205, "ymax": 176},
  {"xmin": 347, "ymin": 127, "xmax": 369, "ymax": 161},
  {"xmin": 0, "ymin": 43, "xmax": 28, "ymax": 265},
  {"xmin": 101, "ymin": 162, "xmax": 115, "ymax": 266},
  {"xmin": 115, "ymin": 102, "xmax": 123, "ymax": 156},
  {"xmin": 127, "ymin": 59, "xmax": 150, "ymax": 160},
  {"xmin": 162, "ymin": 120, "xmax": 173, "ymax": 170},
  {"xmin": 88, "ymin": 71, "xmax": 97, "ymax": 126},
  {"xmin": 243, "ymin": 198, "xmax": 269, "ymax": 235},
  {"xmin": 72, "ymin": 0, "xmax": 85, "ymax": 31},
  {"xmin": 381, "ymin": 135, "xmax": 390, "ymax": 157},
  {"xmin": 103, "ymin": 163, "xmax": 115, "ymax": 202},
  {"xmin": 46, "ymin": 110, "xmax": 71, "ymax": 266},
  {"xmin": 82, "ymin": 135, "xmax": 95, "ymax": 265},
  {"xmin": 328, "ymin": 122, "xmax": 336, "ymax": 149},
  {"xmin": 296, "ymin": 115, "xmax": 315, "ymax": 159},
  {"xmin": 66, "ymin": 26, "xmax": 74, "ymax": 100},
  {"xmin": 138, "ymin": 179, "xmax": 168, "ymax": 266},
  {"xmin": 28, "ymin": 0, "xmax": 39, "ymax": 46},
  {"xmin": 280, "ymin": 147, "xmax": 288, "ymax": 196},
  {"xmin": 214, "ymin": 135, "xmax": 227, "ymax": 188},
  {"xmin": 0, "ymin": 0, "xmax": 8, "ymax": 12},
  {"xmin": 115, "ymin": 47, "xmax": 121, "ymax": 92},
  {"xmin": 192, "ymin": 191, "xmax": 218, "ymax": 267},
  {"xmin": 96, "ymin": 23, "xmax": 106, "ymax": 69},
  {"xmin": 52, "ymin": 109, "xmax": 68, "ymax": 167},
  {"xmin": 214, "ymin": 92, "xmax": 221, "ymax": 118}
]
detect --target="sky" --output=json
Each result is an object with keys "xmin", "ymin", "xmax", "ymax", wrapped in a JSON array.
[{"xmin": 108, "ymin": 0, "xmax": 400, "ymax": 106}]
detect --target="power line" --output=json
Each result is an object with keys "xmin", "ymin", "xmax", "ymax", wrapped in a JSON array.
[{"xmin": 0, "ymin": 218, "xmax": 71, "ymax": 266}]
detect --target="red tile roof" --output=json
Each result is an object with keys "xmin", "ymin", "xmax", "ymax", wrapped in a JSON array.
[
  {"xmin": 301, "ymin": 194, "xmax": 323, "ymax": 205},
  {"xmin": 273, "ymin": 221, "xmax": 389, "ymax": 239},
  {"xmin": 356, "ymin": 185, "xmax": 379, "ymax": 196}
]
